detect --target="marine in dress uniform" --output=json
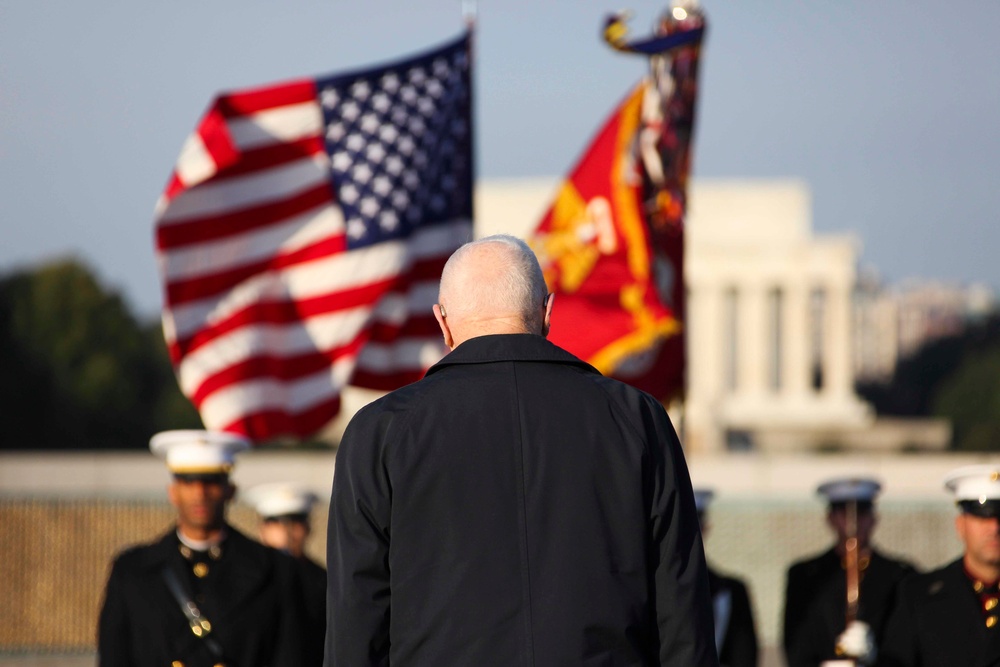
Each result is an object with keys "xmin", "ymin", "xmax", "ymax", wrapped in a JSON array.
[
  {"xmin": 97, "ymin": 430, "xmax": 306, "ymax": 667},
  {"xmin": 783, "ymin": 478, "xmax": 916, "ymax": 667},
  {"xmin": 878, "ymin": 465, "xmax": 1000, "ymax": 667},
  {"xmin": 245, "ymin": 482, "xmax": 326, "ymax": 667},
  {"xmin": 695, "ymin": 489, "xmax": 760, "ymax": 667}
]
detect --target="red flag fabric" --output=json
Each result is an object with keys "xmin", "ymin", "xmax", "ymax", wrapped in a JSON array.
[
  {"xmin": 529, "ymin": 83, "xmax": 682, "ymax": 398},
  {"xmin": 155, "ymin": 33, "xmax": 473, "ymax": 442},
  {"xmin": 530, "ymin": 9, "xmax": 705, "ymax": 403}
]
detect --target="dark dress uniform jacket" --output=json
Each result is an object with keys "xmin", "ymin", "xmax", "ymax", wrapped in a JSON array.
[
  {"xmin": 878, "ymin": 558, "xmax": 1000, "ymax": 667},
  {"xmin": 298, "ymin": 556, "xmax": 328, "ymax": 667},
  {"xmin": 98, "ymin": 525, "xmax": 305, "ymax": 667},
  {"xmin": 328, "ymin": 334, "xmax": 717, "ymax": 667},
  {"xmin": 783, "ymin": 547, "xmax": 914, "ymax": 667},
  {"xmin": 708, "ymin": 567, "xmax": 758, "ymax": 667}
]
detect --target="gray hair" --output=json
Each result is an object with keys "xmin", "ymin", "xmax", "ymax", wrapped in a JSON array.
[{"xmin": 439, "ymin": 234, "xmax": 548, "ymax": 331}]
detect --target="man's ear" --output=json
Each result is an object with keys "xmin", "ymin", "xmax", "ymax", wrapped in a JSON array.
[
  {"xmin": 433, "ymin": 303, "xmax": 454, "ymax": 349},
  {"xmin": 542, "ymin": 293, "xmax": 555, "ymax": 337}
]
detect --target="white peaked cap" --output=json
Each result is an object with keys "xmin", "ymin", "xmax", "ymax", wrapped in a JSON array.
[
  {"xmin": 149, "ymin": 430, "xmax": 251, "ymax": 474},
  {"xmin": 693, "ymin": 488, "xmax": 715, "ymax": 514},
  {"xmin": 944, "ymin": 465, "xmax": 1000, "ymax": 501},
  {"xmin": 816, "ymin": 477, "xmax": 882, "ymax": 503},
  {"xmin": 244, "ymin": 482, "xmax": 319, "ymax": 519}
]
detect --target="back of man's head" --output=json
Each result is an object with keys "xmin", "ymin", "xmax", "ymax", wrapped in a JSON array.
[{"xmin": 437, "ymin": 234, "xmax": 549, "ymax": 344}]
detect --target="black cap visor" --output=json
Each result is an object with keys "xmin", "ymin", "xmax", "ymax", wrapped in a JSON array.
[
  {"xmin": 173, "ymin": 472, "xmax": 229, "ymax": 485},
  {"xmin": 959, "ymin": 499, "xmax": 1000, "ymax": 518}
]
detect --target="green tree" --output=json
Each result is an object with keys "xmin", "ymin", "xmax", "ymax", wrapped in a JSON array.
[
  {"xmin": 932, "ymin": 344, "xmax": 1000, "ymax": 452},
  {"xmin": 857, "ymin": 313, "xmax": 1000, "ymax": 452},
  {"xmin": 0, "ymin": 258, "xmax": 200, "ymax": 449}
]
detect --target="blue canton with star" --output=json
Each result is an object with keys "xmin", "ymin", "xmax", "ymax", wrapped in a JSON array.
[{"xmin": 317, "ymin": 35, "xmax": 472, "ymax": 249}]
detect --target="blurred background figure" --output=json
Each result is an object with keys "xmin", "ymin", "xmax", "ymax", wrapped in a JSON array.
[
  {"xmin": 97, "ymin": 430, "xmax": 305, "ymax": 667},
  {"xmin": 879, "ymin": 465, "xmax": 1000, "ymax": 667},
  {"xmin": 695, "ymin": 488, "xmax": 760, "ymax": 667},
  {"xmin": 244, "ymin": 481, "xmax": 326, "ymax": 667},
  {"xmin": 783, "ymin": 477, "xmax": 915, "ymax": 667}
]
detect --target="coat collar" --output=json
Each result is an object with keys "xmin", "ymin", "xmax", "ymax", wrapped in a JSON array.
[{"xmin": 426, "ymin": 334, "xmax": 599, "ymax": 375}]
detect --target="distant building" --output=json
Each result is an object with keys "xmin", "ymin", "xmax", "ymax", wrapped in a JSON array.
[
  {"xmin": 854, "ymin": 275, "xmax": 995, "ymax": 383},
  {"xmin": 684, "ymin": 180, "xmax": 874, "ymax": 454}
]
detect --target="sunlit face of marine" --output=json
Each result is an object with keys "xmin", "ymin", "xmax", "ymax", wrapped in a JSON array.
[
  {"xmin": 168, "ymin": 473, "xmax": 234, "ymax": 540},
  {"xmin": 957, "ymin": 512, "xmax": 1000, "ymax": 579}
]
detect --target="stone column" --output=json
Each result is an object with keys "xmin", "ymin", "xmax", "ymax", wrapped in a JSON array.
[
  {"xmin": 783, "ymin": 281, "xmax": 811, "ymax": 397},
  {"xmin": 738, "ymin": 282, "xmax": 767, "ymax": 399},
  {"xmin": 685, "ymin": 280, "xmax": 724, "ymax": 452},
  {"xmin": 823, "ymin": 279, "xmax": 853, "ymax": 398}
]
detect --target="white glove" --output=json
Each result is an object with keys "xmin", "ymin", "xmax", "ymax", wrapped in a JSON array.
[{"xmin": 835, "ymin": 620, "xmax": 876, "ymax": 665}]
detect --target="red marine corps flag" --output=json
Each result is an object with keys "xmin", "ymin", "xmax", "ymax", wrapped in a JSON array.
[
  {"xmin": 529, "ymin": 5, "xmax": 705, "ymax": 402},
  {"xmin": 155, "ymin": 33, "xmax": 473, "ymax": 442}
]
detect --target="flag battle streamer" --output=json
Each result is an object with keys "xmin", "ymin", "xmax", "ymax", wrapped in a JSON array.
[
  {"xmin": 155, "ymin": 32, "xmax": 473, "ymax": 442},
  {"xmin": 530, "ymin": 7, "xmax": 706, "ymax": 402}
]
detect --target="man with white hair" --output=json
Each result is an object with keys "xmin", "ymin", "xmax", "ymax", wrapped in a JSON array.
[
  {"xmin": 878, "ymin": 464, "xmax": 1000, "ymax": 666},
  {"xmin": 327, "ymin": 234, "xmax": 717, "ymax": 666}
]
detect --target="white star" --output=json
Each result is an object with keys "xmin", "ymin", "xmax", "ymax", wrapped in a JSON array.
[
  {"xmin": 379, "ymin": 211, "xmax": 399, "ymax": 231},
  {"xmin": 385, "ymin": 155, "xmax": 404, "ymax": 176},
  {"xmin": 320, "ymin": 87, "xmax": 340, "ymax": 109},
  {"xmin": 340, "ymin": 183, "xmax": 359, "ymax": 204},
  {"xmin": 341, "ymin": 101, "xmax": 361, "ymax": 122},
  {"xmin": 332, "ymin": 151, "xmax": 352, "ymax": 172},
  {"xmin": 381, "ymin": 73, "xmax": 400, "ymax": 93},
  {"xmin": 379, "ymin": 124, "xmax": 399, "ymax": 143},
  {"xmin": 373, "ymin": 175, "xmax": 392, "ymax": 196},
  {"xmin": 366, "ymin": 143, "xmax": 386, "ymax": 164},
  {"xmin": 391, "ymin": 107, "xmax": 408, "ymax": 126},
  {"xmin": 412, "ymin": 150, "xmax": 427, "ymax": 168},
  {"xmin": 351, "ymin": 80, "xmax": 371, "ymax": 101},
  {"xmin": 432, "ymin": 58, "xmax": 449, "ymax": 78},
  {"xmin": 352, "ymin": 163, "xmax": 373, "ymax": 184},
  {"xmin": 326, "ymin": 122, "xmax": 346, "ymax": 142},
  {"xmin": 391, "ymin": 191, "xmax": 409, "ymax": 209},
  {"xmin": 408, "ymin": 67, "xmax": 427, "ymax": 85},
  {"xmin": 403, "ymin": 171, "xmax": 419, "ymax": 190},
  {"xmin": 360, "ymin": 113, "xmax": 380, "ymax": 135},
  {"xmin": 372, "ymin": 92, "xmax": 391, "ymax": 113},
  {"xmin": 397, "ymin": 136, "xmax": 415, "ymax": 156},
  {"xmin": 346, "ymin": 133, "xmax": 365, "ymax": 152},
  {"xmin": 426, "ymin": 80, "xmax": 443, "ymax": 99},
  {"xmin": 417, "ymin": 98, "xmax": 435, "ymax": 116},
  {"xmin": 360, "ymin": 197, "xmax": 380, "ymax": 218},
  {"xmin": 408, "ymin": 117, "xmax": 426, "ymax": 136},
  {"xmin": 347, "ymin": 218, "xmax": 367, "ymax": 239},
  {"xmin": 400, "ymin": 85, "xmax": 418, "ymax": 104}
]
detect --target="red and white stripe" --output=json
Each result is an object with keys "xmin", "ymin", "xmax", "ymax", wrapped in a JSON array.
[{"xmin": 155, "ymin": 81, "xmax": 467, "ymax": 441}]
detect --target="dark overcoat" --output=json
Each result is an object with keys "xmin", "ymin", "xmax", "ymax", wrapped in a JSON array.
[
  {"xmin": 783, "ymin": 547, "xmax": 915, "ymax": 667},
  {"xmin": 327, "ymin": 333, "xmax": 717, "ymax": 666},
  {"xmin": 878, "ymin": 558, "xmax": 1000, "ymax": 667},
  {"xmin": 708, "ymin": 567, "xmax": 758, "ymax": 667},
  {"xmin": 97, "ymin": 524, "xmax": 305, "ymax": 667}
]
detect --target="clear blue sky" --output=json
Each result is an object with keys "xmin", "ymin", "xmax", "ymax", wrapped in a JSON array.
[{"xmin": 2, "ymin": 1, "xmax": 998, "ymax": 317}]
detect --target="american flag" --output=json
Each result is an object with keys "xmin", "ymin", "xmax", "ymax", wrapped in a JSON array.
[{"xmin": 155, "ymin": 33, "xmax": 473, "ymax": 442}]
